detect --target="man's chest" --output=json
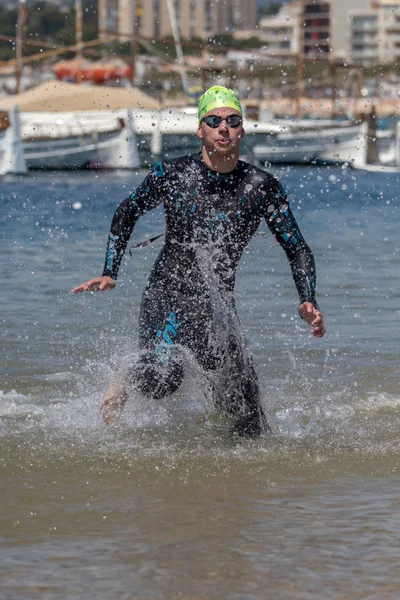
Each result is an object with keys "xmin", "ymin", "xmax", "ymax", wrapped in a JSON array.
[{"xmin": 165, "ymin": 179, "xmax": 260, "ymax": 228}]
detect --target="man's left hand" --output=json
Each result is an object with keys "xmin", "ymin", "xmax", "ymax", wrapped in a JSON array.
[{"xmin": 299, "ymin": 302, "xmax": 325, "ymax": 338}]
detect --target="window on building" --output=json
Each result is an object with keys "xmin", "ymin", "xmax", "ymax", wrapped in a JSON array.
[
  {"xmin": 304, "ymin": 3, "xmax": 329, "ymax": 14},
  {"xmin": 205, "ymin": 0, "xmax": 212, "ymax": 32},
  {"xmin": 304, "ymin": 18, "xmax": 330, "ymax": 28}
]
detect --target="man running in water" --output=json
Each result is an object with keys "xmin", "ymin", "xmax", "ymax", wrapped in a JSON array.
[{"xmin": 71, "ymin": 86, "xmax": 325, "ymax": 435}]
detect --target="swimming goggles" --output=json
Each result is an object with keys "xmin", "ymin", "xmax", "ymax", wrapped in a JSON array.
[{"xmin": 201, "ymin": 114, "xmax": 242, "ymax": 128}]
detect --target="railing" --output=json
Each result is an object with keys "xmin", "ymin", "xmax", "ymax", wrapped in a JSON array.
[{"xmin": 350, "ymin": 24, "xmax": 377, "ymax": 32}]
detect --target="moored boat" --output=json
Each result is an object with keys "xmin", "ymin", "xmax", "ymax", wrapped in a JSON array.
[
  {"xmin": 248, "ymin": 121, "xmax": 365, "ymax": 166},
  {"xmin": 21, "ymin": 109, "xmax": 140, "ymax": 170}
]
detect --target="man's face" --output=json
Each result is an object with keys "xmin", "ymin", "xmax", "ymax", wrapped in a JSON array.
[{"xmin": 196, "ymin": 106, "xmax": 245, "ymax": 157}]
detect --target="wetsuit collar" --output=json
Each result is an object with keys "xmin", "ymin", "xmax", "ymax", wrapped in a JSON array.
[{"xmin": 197, "ymin": 152, "xmax": 238, "ymax": 179}]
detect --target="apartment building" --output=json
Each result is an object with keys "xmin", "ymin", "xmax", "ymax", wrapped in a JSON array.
[
  {"xmin": 300, "ymin": 0, "xmax": 400, "ymax": 65},
  {"xmin": 348, "ymin": 9, "xmax": 378, "ymax": 65},
  {"xmin": 256, "ymin": 2, "xmax": 301, "ymax": 55},
  {"xmin": 348, "ymin": 0, "xmax": 400, "ymax": 65},
  {"xmin": 302, "ymin": 0, "xmax": 330, "ymax": 57},
  {"xmin": 274, "ymin": 0, "xmax": 399, "ymax": 65},
  {"xmin": 330, "ymin": 0, "xmax": 372, "ymax": 58},
  {"xmin": 290, "ymin": 0, "xmax": 374, "ymax": 60},
  {"xmin": 376, "ymin": 0, "xmax": 400, "ymax": 63},
  {"xmin": 98, "ymin": 0, "xmax": 257, "ymax": 41},
  {"xmin": 238, "ymin": 0, "xmax": 330, "ymax": 58}
]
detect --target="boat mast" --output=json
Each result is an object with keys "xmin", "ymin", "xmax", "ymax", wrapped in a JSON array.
[
  {"xmin": 165, "ymin": 0, "xmax": 190, "ymax": 96},
  {"xmin": 15, "ymin": 0, "xmax": 27, "ymax": 94},
  {"xmin": 295, "ymin": 0, "xmax": 304, "ymax": 121},
  {"xmin": 130, "ymin": 0, "xmax": 137, "ymax": 86},
  {"xmin": 75, "ymin": 0, "xmax": 83, "ymax": 83}
]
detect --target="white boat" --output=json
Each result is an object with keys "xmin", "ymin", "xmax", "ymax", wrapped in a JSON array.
[
  {"xmin": 0, "ymin": 105, "xmax": 27, "ymax": 175},
  {"xmin": 0, "ymin": 81, "xmax": 158, "ymax": 170},
  {"xmin": 14, "ymin": 104, "xmax": 368, "ymax": 171},
  {"xmin": 248, "ymin": 121, "xmax": 365, "ymax": 166},
  {"xmin": 20, "ymin": 108, "xmax": 140, "ymax": 170},
  {"xmin": 19, "ymin": 107, "xmax": 200, "ymax": 170}
]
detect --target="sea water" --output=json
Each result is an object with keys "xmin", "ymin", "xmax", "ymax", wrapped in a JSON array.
[{"xmin": 1, "ymin": 165, "xmax": 400, "ymax": 599}]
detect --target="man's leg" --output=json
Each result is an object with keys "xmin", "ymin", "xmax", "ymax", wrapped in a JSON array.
[
  {"xmin": 129, "ymin": 349, "xmax": 184, "ymax": 399},
  {"xmin": 229, "ymin": 360, "xmax": 268, "ymax": 437},
  {"xmin": 100, "ymin": 383, "xmax": 129, "ymax": 425},
  {"xmin": 99, "ymin": 351, "xmax": 183, "ymax": 425},
  {"xmin": 214, "ymin": 333, "xmax": 268, "ymax": 437},
  {"xmin": 132, "ymin": 306, "xmax": 184, "ymax": 397},
  {"xmin": 179, "ymin": 294, "xmax": 268, "ymax": 437},
  {"xmin": 100, "ymin": 284, "xmax": 184, "ymax": 424}
]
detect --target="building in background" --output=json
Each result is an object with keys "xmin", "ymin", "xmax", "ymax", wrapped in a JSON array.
[
  {"xmin": 266, "ymin": 0, "xmax": 400, "ymax": 65},
  {"xmin": 98, "ymin": 0, "xmax": 257, "ymax": 42},
  {"xmin": 376, "ymin": 0, "xmax": 400, "ymax": 64},
  {"xmin": 347, "ymin": 0, "xmax": 400, "ymax": 66},
  {"xmin": 97, "ymin": 0, "xmax": 400, "ymax": 65},
  {"xmin": 330, "ymin": 0, "xmax": 372, "ymax": 59},
  {"xmin": 275, "ymin": 0, "xmax": 373, "ymax": 61},
  {"xmin": 348, "ymin": 8, "xmax": 378, "ymax": 66},
  {"xmin": 296, "ymin": 0, "xmax": 400, "ymax": 65},
  {"xmin": 252, "ymin": 1, "xmax": 301, "ymax": 55},
  {"xmin": 302, "ymin": 0, "xmax": 330, "ymax": 57}
]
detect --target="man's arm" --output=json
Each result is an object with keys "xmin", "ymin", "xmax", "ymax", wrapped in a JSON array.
[
  {"xmin": 102, "ymin": 162, "xmax": 167, "ymax": 280},
  {"xmin": 70, "ymin": 275, "xmax": 116, "ymax": 294},
  {"xmin": 70, "ymin": 162, "xmax": 167, "ymax": 293},
  {"xmin": 261, "ymin": 177, "xmax": 325, "ymax": 337}
]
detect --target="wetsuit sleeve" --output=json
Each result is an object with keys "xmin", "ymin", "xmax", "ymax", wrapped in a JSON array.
[
  {"xmin": 102, "ymin": 162, "xmax": 166, "ymax": 279},
  {"xmin": 261, "ymin": 177, "xmax": 319, "ymax": 309}
]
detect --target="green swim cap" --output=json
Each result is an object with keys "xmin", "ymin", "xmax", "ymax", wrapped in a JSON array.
[{"xmin": 198, "ymin": 86, "xmax": 242, "ymax": 123}]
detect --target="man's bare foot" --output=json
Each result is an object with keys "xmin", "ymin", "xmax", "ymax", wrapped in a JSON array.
[{"xmin": 99, "ymin": 384, "xmax": 128, "ymax": 425}]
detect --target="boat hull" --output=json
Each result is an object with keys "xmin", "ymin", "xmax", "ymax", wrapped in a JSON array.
[
  {"xmin": 250, "ymin": 124, "xmax": 364, "ymax": 165},
  {"xmin": 21, "ymin": 109, "xmax": 140, "ymax": 170},
  {"xmin": 24, "ymin": 128, "xmax": 129, "ymax": 170}
]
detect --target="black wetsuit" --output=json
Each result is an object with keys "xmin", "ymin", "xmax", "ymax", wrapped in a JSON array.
[{"xmin": 103, "ymin": 154, "xmax": 318, "ymax": 435}]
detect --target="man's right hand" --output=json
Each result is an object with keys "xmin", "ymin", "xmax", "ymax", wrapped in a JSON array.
[
  {"xmin": 298, "ymin": 302, "xmax": 325, "ymax": 338},
  {"xmin": 70, "ymin": 276, "xmax": 116, "ymax": 293}
]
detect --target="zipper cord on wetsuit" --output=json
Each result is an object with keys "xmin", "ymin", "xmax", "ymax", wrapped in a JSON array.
[
  {"xmin": 128, "ymin": 233, "xmax": 165, "ymax": 255},
  {"xmin": 129, "ymin": 230, "xmax": 269, "ymax": 255}
]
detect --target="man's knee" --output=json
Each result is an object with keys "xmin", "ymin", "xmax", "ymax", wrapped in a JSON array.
[{"xmin": 129, "ymin": 353, "xmax": 184, "ymax": 399}]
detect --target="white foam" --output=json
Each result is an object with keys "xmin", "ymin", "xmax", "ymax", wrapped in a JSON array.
[{"xmin": 0, "ymin": 389, "xmax": 45, "ymax": 418}]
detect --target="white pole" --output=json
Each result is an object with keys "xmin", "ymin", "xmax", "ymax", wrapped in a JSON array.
[
  {"xmin": 130, "ymin": 0, "xmax": 137, "ymax": 86},
  {"xmin": 165, "ymin": 0, "xmax": 190, "ymax": 96},
  {"xmin": 16, "ymin": 0, "xmax": 27, "ymax": 94},
  {"xmin": 75, "ymin": 0, "xmax": 83, "ymax": 83},
  {"xmin": 1, "ymin": 106, "xmax": 27, "ymax": 175}
]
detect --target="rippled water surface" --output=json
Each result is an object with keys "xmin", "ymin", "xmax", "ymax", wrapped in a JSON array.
[{"xmin": 1, "ymin": 165, "xmax": 400, "ymax": 599}]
